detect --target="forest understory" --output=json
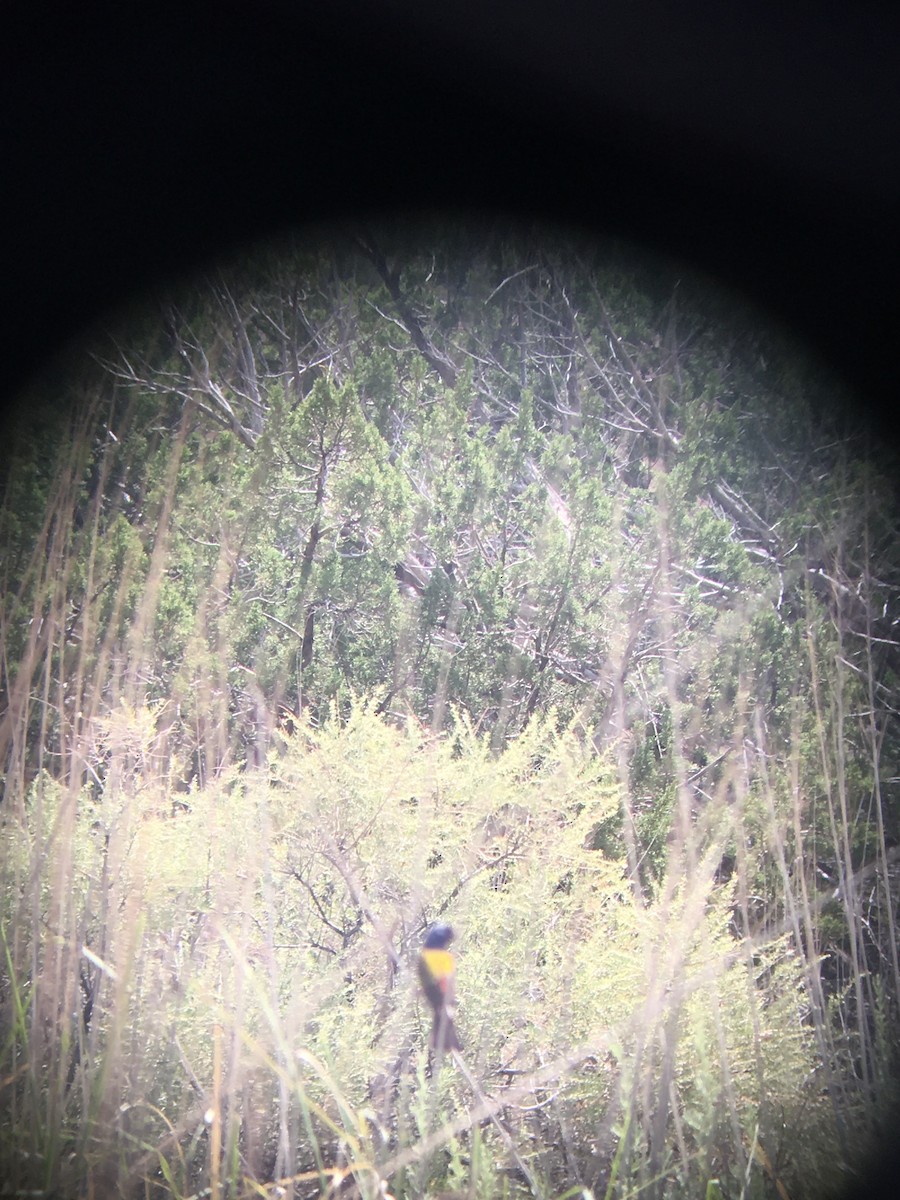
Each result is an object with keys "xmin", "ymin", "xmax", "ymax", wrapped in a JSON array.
[{"xmin": 1, "ymin": 222, "xmax": 898, "ymax": 1199}]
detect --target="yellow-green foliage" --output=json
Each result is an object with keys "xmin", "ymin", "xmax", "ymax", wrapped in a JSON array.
[{"xmin": 1, "ymin": 701, "xmax": 841, "ymax": 1198}]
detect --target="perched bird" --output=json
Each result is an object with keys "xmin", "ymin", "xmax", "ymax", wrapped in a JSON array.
[{"xmin": 417, "ymin": 922, "xmax": 461, "ymax": 1053}]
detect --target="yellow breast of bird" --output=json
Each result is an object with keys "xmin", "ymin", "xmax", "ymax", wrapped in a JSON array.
[{"xmin": 421, "ymin": 948, "xmax": 455, "ymax": 989}]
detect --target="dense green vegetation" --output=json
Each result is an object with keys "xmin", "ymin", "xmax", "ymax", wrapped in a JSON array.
[{"xmin": 1, "ymin": 221, "xmax": 898, "ymax": 1198}]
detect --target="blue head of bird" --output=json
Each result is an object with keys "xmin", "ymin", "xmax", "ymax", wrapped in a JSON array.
[{"xmin": 423, "ymin": 922, "xmax": 455, "ymax": 950}]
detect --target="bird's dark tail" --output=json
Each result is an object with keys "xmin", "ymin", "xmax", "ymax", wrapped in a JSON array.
[{"xmin": 432, "ymin": 1008, "xmax": 461, "ymax": 1053}]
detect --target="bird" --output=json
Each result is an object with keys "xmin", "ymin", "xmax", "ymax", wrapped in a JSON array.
[{"xmin": 417, "ymin": 922, "xmax": 461, "ymax": 1053}]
